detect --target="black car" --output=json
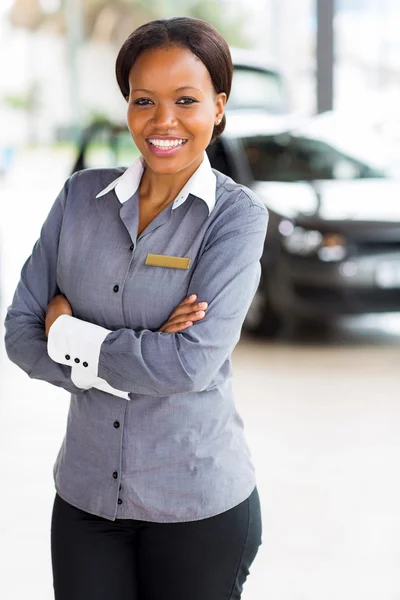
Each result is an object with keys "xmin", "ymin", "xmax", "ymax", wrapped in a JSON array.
[
  {"xmin": 218, "ymin": 112, "xmax": 400, "ymax": 335},
  {"xmin": 72, "ymin": 113, "xmax": 400, "ymax": 337}
]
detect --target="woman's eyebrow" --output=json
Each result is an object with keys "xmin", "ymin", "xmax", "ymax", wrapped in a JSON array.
[
  {"xmin": 131, "ymin": 86, "xmax": 202, "ymax": 93},
  {"xmin": 175, "ymin": 86, "xmax": 202, "ymax": 93},
  {"xmin": 130, "ymin": 88, "xmax": 153, "ymax": 94}
]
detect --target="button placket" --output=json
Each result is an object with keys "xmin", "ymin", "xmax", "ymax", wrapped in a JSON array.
[
  {"xmin": 113, "ymin": 427, "xmax": 122, "ymax": 508},
  {"xmin": 111, "ymin": 391, "xmax": 127, "ymax": 515}
]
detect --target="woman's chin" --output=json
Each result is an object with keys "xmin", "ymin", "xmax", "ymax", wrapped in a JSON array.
[{"xmin": 142, "ymin": 153, "xmax": 199, "ymax": 176}]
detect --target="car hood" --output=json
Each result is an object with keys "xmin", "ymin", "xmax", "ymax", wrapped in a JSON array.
[{"xmin": 252, "ymin": 179, "xmax": 400, "ymax": 223}]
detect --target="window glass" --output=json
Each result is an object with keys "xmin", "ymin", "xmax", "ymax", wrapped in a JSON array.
[
  {"xmin": 84, "ymin": 128, "xmax": 139, "ymax": 168},
  {"xmin": 228, "ymin": 68, "xmax": 285, "ymax": 112},
  {"xmin": 241, "ymin": 134, "xmax": 385, "ymax": 181}
]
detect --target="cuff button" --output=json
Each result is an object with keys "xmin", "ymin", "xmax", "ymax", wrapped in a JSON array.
[
  {"xmin": 83, "ymin": 362, "xmax": 88, "ymax": 368},
  {"xmin": 74, "ymin": 358, "xmax": 80, "ymax": 364},
  {"xmin": 65, "ymin": 354, "xmax": 70, "ymax": 360}
]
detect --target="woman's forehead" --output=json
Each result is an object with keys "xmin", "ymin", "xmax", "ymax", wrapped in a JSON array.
[{"xmin": 128, "ymin": 46, "xmax": 213, "ymax": 92}]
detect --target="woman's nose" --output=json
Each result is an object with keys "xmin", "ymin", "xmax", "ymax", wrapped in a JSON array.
[{"xmin": 151, "ymin": 103, "xmax": 178, "ymax": 129}]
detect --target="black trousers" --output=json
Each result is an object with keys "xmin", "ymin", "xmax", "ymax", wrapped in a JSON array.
[{"xmin": 51, "ymin": 487, "xmax": 262, "ymax": 600}]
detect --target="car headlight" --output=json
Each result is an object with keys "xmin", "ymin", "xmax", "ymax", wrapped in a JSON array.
[{"xmin": 280, "ymin": 221, "xmax": 347, "ymax": 261}]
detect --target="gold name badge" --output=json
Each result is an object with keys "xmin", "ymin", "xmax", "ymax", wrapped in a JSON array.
[{"xmin": 145, "ymin": 253, "xmax": 191, "ymax": 270}]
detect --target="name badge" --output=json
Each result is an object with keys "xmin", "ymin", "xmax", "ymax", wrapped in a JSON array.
[{"xmin": 145, "ymin": 253, "xmax": 191, "ymax": 270}]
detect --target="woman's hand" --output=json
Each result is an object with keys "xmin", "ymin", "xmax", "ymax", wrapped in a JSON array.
[
  {"xmin": 158, "ymin": 294, "xmax": 208, "ymax": 333},
  {"xmin": 45, "ymin": 293, "xmax": 206, "ymax": 336},
  {"xmin": 45, "ymin": 294, "xmax": 73, "ymax": 337}
]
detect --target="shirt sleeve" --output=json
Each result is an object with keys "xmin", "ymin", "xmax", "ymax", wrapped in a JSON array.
[
  {"xmin": 47, "ymin": 315, "xmax": 129, "ymax": 400},
  {"xmin": 45, "ymin": 197, "xmax": 269, "ymax": 397},
  {"xmin": 4, "ymin": 174, "xmax": 130, "ymax": 399},
  {"xmin": 5, "ymin": 180, "xmax": 88, "ymax": 394},
  {"xmin": 4, "ymin": 176, "xmax": 88, "ymax": 395}
]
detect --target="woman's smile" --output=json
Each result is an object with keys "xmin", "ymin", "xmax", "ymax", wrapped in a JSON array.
[
  {"xmin": 126, "ymin": 45, "xmax": 225, "ymax": 180},
  {"xmin": 147, "ymin": 137, "xmax": 189, "ymax": 157}
]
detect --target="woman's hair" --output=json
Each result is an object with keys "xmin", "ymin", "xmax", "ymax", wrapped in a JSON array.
[{"xmin": 116, "ymin": 17, "xmax": 233, "ymax": 143}]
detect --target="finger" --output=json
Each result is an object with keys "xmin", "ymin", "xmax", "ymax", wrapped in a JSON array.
[
  {"xmin": 160, "ymin": 313, "xmax": 202, "ymax": 331},
  {"xmin": 168, "ymin": 301, "xmax": 208, "ymax": 321},
  {"xmin": 166, "ymin": 298, "xmax": 195, "ymax": 321},
  {"xmin": 159, "ymin": 311, "xmax": 205, "ymax": 331},
  {"xmin": 159, "ymin": 320, "xmax": 193, "ymax": 333},
  {"xmin": 179, "ymin": 294, "xmax": 197, "ymax": 306},
  {"xmin": 164, "ymin": 309, "xmax": 206, "ymax": 327},
  {"xmin": 165, "ymin": 310, "xmax": 206, "ymax": 324}
]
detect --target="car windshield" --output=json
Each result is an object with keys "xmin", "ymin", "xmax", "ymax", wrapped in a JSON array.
[
  {"xmin": 241, "ymin": 133, "xmax": 385, "ymax": 181},
  {"xmin": 80, "ymin": 126, "xmax": 139, "ymax": 169},
  {"xmin": 228, "ymin": 67, "xmax": 285, "ymax": 113}
]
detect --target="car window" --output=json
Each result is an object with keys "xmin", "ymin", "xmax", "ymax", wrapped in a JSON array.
[
  {"xmin": 206, "ymin": 140, "xmax": 235, "ymax": 179},
  {"xmin": 241, "ymin": 134, "xmax": 385, "ymax": 181},
  {"xmin": 228, "ymin": 67, "xmax": 285, "ymax": 113},
  {"xmin": 83, "ymin": 127, "xmax": 139, "ymax": 169}
]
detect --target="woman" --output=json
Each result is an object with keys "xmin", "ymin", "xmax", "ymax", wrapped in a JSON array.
[{"xmin": 5, "ymin": 17, "xmax": 268, "ymax": 600}]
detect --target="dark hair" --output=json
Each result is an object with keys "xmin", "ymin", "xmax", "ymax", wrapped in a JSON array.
[{"xmin": 115, "ymin": 17, "xmax": 233, "ymax": 143}]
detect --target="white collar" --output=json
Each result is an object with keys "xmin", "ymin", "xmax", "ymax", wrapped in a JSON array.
[{"xmin": 95, "ymin": 153, "xmax": 216, "ymax": 214}]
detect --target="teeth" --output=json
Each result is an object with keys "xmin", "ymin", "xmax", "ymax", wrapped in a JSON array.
[{"xmin": 149, "ymin": 139, "xmax": 186, "ymax": 149}]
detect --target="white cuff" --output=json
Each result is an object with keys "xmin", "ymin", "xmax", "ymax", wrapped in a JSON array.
[{"xmin": 47, "ymin": 314, "xmax": 130, "ymax": 400}]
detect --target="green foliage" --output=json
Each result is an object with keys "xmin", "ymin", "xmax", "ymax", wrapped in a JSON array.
[
  {"xmin": 2, "ymin": 85, "xmax": 39, "ymax": 111},
  {"xmin": 87, "ymin": 110, "xmax": 113, "ymax": 126},
  {"xmin": 85, "ymin": 0, "xmax": 251, "ymax": 47},
  {"xmin": 188, "ymin": 0, "xmax": 251, "ymax": 47}
]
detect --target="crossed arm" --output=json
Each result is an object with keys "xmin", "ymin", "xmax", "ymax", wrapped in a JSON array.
[
  {"xmin": 45, "ymin": 294, "xmax": 208, "ymax": 338},
  {"xmin": 5, "ymin": 178, "xmax": 268, "ymax": 399}
]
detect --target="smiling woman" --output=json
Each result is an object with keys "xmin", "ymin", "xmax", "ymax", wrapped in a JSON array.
[
  {"xmin": 126, "ymin": 46, "xmax": 223, "ymax": 166},
  {"xmin": 113, "ymin": 19, "xmax": 232, "ymax": 246},
  {"xmin": 4, "ymin": 16, "xmax": 269, "ymax": 600}
]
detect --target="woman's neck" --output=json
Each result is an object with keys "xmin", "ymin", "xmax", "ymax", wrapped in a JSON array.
[{"xmin": 139, "ymin": 154, "xmax": 204, "ymax": 209}]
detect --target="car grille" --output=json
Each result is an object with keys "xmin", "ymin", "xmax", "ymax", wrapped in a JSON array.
[{"xmin": 356, "ymin": 240, "xmax": 400, "ymax": 253}]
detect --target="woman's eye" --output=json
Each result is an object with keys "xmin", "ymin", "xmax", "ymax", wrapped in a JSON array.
[
  {"xmin": 133, "ymin": 98, "xmax": 153, "ymax": 106},
  {"xmin": 176, "ymin": 97, "xmax": 198, "ymax": 105}
]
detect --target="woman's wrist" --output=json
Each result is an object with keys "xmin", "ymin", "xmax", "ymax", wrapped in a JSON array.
[{"xmin": 45, "ymin": 295, "xmax": 73, "ymax": 337}]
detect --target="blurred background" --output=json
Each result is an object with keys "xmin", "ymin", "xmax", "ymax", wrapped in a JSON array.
[{"xmin": 1, "ymin": 1, "xmax": 400, "ymax": 599}]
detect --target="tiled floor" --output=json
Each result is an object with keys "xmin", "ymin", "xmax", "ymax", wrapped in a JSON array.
[{"xmin": 1, "ymin": 152, "xmax": 400, "ymax": 599}]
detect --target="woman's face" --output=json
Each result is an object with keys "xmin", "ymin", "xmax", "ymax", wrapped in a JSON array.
[{"xmin": 126, "ymin": 45, "xmax": 226, "ymax": 176}]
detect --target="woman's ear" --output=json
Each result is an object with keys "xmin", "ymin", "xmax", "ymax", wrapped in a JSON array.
[{"xmin": 215, "ymin": 92, "xmax": 227, "ymax": 123}]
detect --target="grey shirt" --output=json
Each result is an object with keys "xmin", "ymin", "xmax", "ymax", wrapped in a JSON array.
[{"xmin": 4, "ymin": 154, "xmax": 269, "ymax": 522}]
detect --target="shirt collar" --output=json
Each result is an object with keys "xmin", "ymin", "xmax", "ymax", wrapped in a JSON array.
[{"xmin": 95, "ymin": 153, "xmax": 216, "ymax": 214}]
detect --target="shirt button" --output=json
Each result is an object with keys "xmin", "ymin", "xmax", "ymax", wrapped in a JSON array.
[
  {"xmin": 113, "ymin": 284, "xmax": 119, "ymax": 293},
  {"xmin": 113, "ymin": 471, "xmax": 118, "ymax": 479},
  {"xmin": 118, "ymin": 498, "xmax": 123, "ymax": 505},
  {"xmin": 113, "ymin": 421, "xmax": 120, "ymax": 429},
  {"xmin": 83, "ymin": 362, "xmax": 88, "ymax": 368},
  {"xmin": 65, "ymin": 354, "xmax": 70, "ymax": 361},
  {"xmin": 129, "ymin": 244, "xmax": 134, "ymax": 251},
  {"xmin": 74, "ymin": 358, "xmax": 80, "ymax": 364}
]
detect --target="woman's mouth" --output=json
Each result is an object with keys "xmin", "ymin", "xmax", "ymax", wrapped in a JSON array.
[{"xmin": 147, "ymin": 138, "xmax": 188, "ymax": 157}]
